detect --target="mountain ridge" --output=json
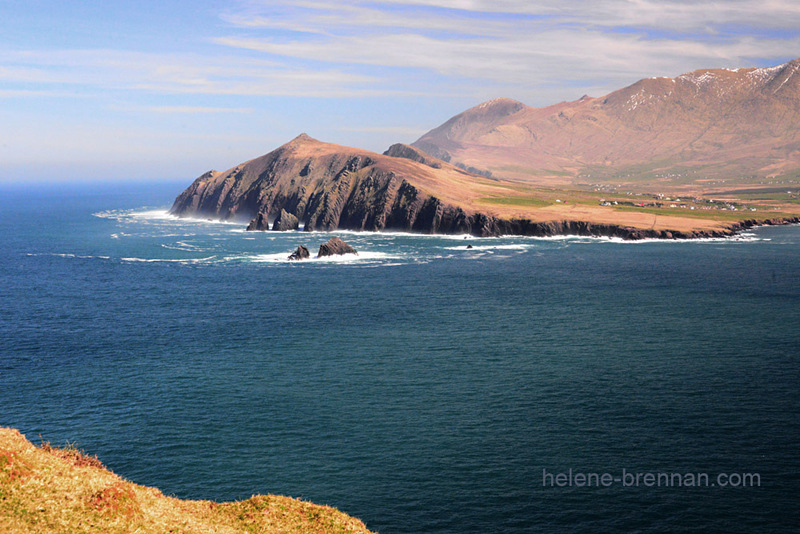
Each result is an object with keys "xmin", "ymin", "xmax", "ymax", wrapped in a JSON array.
[{"xmin": 412, "ymin": 59, "xmax": 800, "ymax": 188}]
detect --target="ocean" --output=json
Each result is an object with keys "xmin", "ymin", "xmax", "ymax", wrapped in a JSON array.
[{"xmin": 1, "ymin": 181, "xmax": 799, "ymax": 533}]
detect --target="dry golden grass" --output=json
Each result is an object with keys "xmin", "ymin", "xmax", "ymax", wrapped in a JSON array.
[
  {"xmin": 0, "ymin": 428, "xmax": 375, "ymax": 534},
  {"xmin": 286, "ymin": 137, "xmax": 800, "ymax": 232}
]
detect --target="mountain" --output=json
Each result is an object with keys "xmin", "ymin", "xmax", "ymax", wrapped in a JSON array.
[
  {"xmin": 413, "ymin": 59, "xmax": 800, "ymax": 189},
  {"xmin": 0, "ymin": 427, "xmax": 374, "ymax": 534},
  {"xmin": 171, "ymin": 133, "xmax": 542, "ymax": 236},
  {"xmin": 171, "ymin": 133, "xmax": 800, "ymax": 239}
]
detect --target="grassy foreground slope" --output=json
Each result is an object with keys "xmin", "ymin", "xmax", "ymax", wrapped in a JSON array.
[{"xmin": 0, "ymin": 427, "xmax": 375, "ymax": 534}]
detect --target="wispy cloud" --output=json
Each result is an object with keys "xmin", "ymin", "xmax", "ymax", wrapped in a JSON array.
[
  {"xmin": 144, "ymin": 106, "xmax": 255, "ymax": 114},
  {"xmin": 336, "ymin": 125, "xmax": 429, "ymax": 137},
  {"xmin": 3, "ymin": 0, "xmax": 798, "ymax": 181},
  {"xmin": 216, "ymin": 0, "xmax": 800, "ymax": 103},
  {"xmin": 328, "ymin": 0, "xmax": 800, "ymax": 31},
  {"xmin": 3, "ymin": 2, "xmax": 796, "ymax": 104},
  {"xmin": 0, "ymin": 49, "xmax": 389, "ymax": 98}
]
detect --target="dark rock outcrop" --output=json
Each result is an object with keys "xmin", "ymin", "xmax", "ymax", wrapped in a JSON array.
[
  {"xmin": 318, "ymin": 237, "xmax": 357, "ymax": 257},
  {"xmin": 272, "ymin": 209, "xmax": 300, "ymax": 231},
  {"xmin": 288, "ymin": 245, "xmax": 310, "ymax": 261},
  {"xmin": 384, "ymin": 143, "xmax": 443, "ymax": 168},
  {"xmin": 246, "ymin": 212, "xmax": 269, "ymax": 231}
]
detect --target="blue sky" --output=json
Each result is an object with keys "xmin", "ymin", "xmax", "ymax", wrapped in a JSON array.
[{"xmin": 1, "ymin": 0, "xmax": 799, "ymax": 183}]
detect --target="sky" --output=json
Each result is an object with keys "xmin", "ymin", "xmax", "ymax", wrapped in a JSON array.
[{"xmin": 1, "ymin": 0, "xmax": 799, "ymax": 183}]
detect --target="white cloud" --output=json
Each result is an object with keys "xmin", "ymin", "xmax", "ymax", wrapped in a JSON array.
[
  {"xmin": 341, "ymin": 0, "xmax": 800, "ymax": 31},
  {"xmin": 143, "ymin": 106, "xmax": 255, "ymax": 114},
  {"xmin": 336, "ymin": 125, "xmax": 429, "ymax": 137},
  {"xmin": 231, "ymin": 0, "xmax": 800, "ymax": 32},
  {"xmin": 4, "ymin": 2, "xmax": 797, "ymax": 104},
  {"xmin": 0, "ymin": 48, "xmax": 391, "ymax": 98},
  {"xmin": 215, "ymin": 0, "xmax": 800, "ymax": 104}
]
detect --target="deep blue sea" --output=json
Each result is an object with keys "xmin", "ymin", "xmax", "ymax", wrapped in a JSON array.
[{"xmin": 2, "ymin": 181, "xmax": 799, "ymax": 533}]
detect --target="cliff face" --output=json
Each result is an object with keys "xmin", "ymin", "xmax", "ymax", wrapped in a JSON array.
[
  {"xmin": 170, "ymin": 134, "xmax": 799, "ymax": 239},
  {"xmin": 171, "ymin": 134, "xmax": 509, "ymax": 235}
]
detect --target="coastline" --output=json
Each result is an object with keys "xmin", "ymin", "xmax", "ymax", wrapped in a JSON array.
[{"xmin": 171, "ymin": 208, "xmax": 800, "ymax": 241}]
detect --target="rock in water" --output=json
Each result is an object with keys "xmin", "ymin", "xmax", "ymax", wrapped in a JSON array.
[
  {"xmin": 288, "ymin": 245, "xmax": 310, "ymax": 261},
  {"xmin": 272, "ymin": 209, "xmax": 300, "ymax": 231},
  {"xmin": 246, "ymin": 212, "xmax": 269, "ymax": 231},
  {"xmin": 318, "ymin": 237, "xmax": 357, "ymax": 257}
]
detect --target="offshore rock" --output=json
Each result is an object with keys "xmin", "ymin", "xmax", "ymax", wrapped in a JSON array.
[
  {"xmin": 246, "ymin": 212, "xmax": 269, "ymax": 231},
  {"xmin": 288, "ymin": 245, "xmax": 310, "ymax": 261},
  {"xmin": 318, "ymin": 237, "xmax": 357, "ymax": 257}
]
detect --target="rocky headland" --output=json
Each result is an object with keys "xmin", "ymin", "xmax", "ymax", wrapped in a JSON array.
[
  {"xmin": 171, "ymin": 134, "xmax": 516, "ymax": 236},
  {"xmin": 170, "ymin": 134, "xmax": 799, "ymax": 240},
  {"xmin": 170, "ymin": 59, "xmax": 800, "ymax": 241}
]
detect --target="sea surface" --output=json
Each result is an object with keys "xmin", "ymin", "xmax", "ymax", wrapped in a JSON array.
[{"xmin": 2, "ymin": 181, "xmax": 799, "ymax": 533}]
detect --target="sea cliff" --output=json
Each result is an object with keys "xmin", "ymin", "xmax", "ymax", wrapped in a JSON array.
[{"xmin": 171, "ymin": 134, "xmax": 799, "ymax": 240}]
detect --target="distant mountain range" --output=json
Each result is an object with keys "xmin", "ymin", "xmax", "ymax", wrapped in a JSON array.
[{"xmin": 413, "ymin": 59, "xmax": 800, "ymax": 189}]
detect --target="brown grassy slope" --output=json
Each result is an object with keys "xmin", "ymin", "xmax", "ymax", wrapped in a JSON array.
[
  {"xmin": 173, "ymin": 134, "xmax": 788, "ymax": 233},
  {"xmin": 170, "ymin": 133, "xmax": 509, "ymax": 222},
  {"xmin": 413, "ymin": 59, "xmax": 800, "ymax": 189},
  {"xmin": 0, "ymin": 428, "xmax": 375, "ymax": 534}
]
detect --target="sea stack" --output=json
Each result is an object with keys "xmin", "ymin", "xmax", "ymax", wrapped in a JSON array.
[
  {"xmin": 318, "ymin": 237, "xmax": 357, "ymax": 257},
  {"xmin": 272, "ymin": 209, "xmax": 300, "ymax": 231},
  {"xmin": 288, "ymin": 245, "xmax": 310, "ymax": 260}
]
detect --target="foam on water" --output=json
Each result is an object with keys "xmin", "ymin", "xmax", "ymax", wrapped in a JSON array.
[
  {"xmin": 26, "ymin": 252, "xmax": 111, "ymax": 260},
  {"xmin": 120, "ymin": 256, "xmax": 218, "ymax": 263},
  {"xmin": 94, "ymin": 208, "xmax": 245, "ymax": 227},
  {"xmin": 444, "ymin": 244, "xmax": 532, "ymax": 251},
  {"xmin": 84, "ymin": 205, "xmax": 780, "ymax": 272},
  {"xmin": 246, "ymin": 250, "xmax": 397, "ymax": 264}
]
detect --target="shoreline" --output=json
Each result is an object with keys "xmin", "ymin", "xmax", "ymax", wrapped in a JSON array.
[{"xmin": 171, "ymin": 208, "xmax": 800, "ymax": 241}]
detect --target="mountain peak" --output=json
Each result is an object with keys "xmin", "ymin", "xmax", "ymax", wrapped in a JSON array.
[
  {"xmin": 469, "ymin": 97, "xmax": 526, "ymax": 117},
  {"xmin": 287, "ymin": 132, "xmax": 317, "ymax": 145},
  {"xmin": 412, "ymin": 57, "xmax": 800, "ymax": 185}
]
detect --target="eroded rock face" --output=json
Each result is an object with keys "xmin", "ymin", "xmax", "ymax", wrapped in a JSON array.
[
  {"xmin": 288, "ymin": 245, "xmax": 310, "ymax": 261},
  {"xmin": 246, "ymin": 212, "xmax": 269, "ymax": 231},
  {"xmin": 171, "ymin": 135, "xmax": 800, "ymax": 241},
  {"xmin": 383, "ymin": 143, "xmax": 442, "ymax": 168},
  {"xmin": 272, "ymin": 209, "xmax": 299, "ymax": 231},
  {"xmin": 318, "ymin": 237, "xmax": 357, "ymax": 257}
]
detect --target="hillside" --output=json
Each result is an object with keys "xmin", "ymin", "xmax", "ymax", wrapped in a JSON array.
[
  {"xmin": 170, "ymin": 133, "xmax": 539, "ymax": 235},
  {"xmin": 171, "ymin": 133, "xmax": 800, "ymax": 238},
  {"xmin": 0, "ymin": 427, "xmax": 374, "ymax": 534},
  {"xmin": 413, "ymin": 59, "xmax": 800, "ymax": 192}
]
